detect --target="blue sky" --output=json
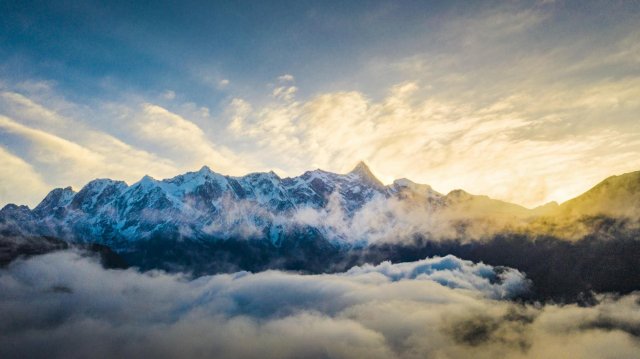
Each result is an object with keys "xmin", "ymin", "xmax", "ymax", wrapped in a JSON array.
[
  {"xmin": 1, "ymin": 0, "xmax": 639, "ymax": 207},
  {"xmin": 1, "ymin": 0, "xmax": 461, "ymax": 102}
]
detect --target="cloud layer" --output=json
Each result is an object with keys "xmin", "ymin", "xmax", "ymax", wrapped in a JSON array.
[{"xmin": 1, "ymin": 251, "xmax": 638, "ymax": 359}]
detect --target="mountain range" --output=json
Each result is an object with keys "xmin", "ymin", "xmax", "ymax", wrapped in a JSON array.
[
  {"xmin": 2, "ymin": 161, "xmax": 638, "ymax": 245},
  {"xmin": 1, "ymin": 162, "xmax": 640, "ymax": 301}
]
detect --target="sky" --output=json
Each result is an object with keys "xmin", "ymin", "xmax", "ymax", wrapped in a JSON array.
[{"xmin": 0, "ymin": 0, "xmax": 639, "ymax": 208}]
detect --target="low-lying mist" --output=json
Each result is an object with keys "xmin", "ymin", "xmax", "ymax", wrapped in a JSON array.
[
  {"xmin": 189, "ymin": 191, "xmax": 640, "ymax": 245},
  {"xmin": 1, "ymin": 251, "xmax": 639, "ymax": 359}
]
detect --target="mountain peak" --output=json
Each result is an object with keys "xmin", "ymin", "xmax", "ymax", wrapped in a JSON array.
[
  {"xmin": 559, "ymin": 170, "xmax": 640, "ymax": 217},
  {"xmin": 82, "ymin": 178, "xmax": 123, "ymax": 189},
  {"xmin": 446, "ymin": 189, "xmax": 473, "ymax": 200},
  {"xmin": 392, "ymin": 178, "xmax": 436, "ymax": 192},
  {"xmin": 348, "ymin": 161, "xmax": 384, "ymax": 187},
  {"xmin": 198, "ymin": 165, "xmax": 213, "ymax": 175},
  {"xmin": 393, "ymin": 178, "xmax": 416, "ymax": 187},
  {"xmin": 137, "ymin": 175, "xmax": 158, "ymax": 187},
  {"xmin": 33, "ymin": 186, "xmax": 75, "ymax": 214},
  {"xmin": 350, "ymin": 160, "xmax": 370, "ymax": 172}
]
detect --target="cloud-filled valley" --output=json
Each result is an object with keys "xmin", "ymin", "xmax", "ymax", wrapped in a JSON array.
[{"xmin": 1, "ymin": 250, "xmax": 639, "ymax": 359}]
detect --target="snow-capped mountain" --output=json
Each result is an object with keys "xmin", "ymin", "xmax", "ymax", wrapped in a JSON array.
[
  {"xmin": 3, "ymin": 163, "xmax": 638, "ymax": 253},
  {"xmin": 1, "ymin": 162, "xmax": 424, "ymax": 247}
]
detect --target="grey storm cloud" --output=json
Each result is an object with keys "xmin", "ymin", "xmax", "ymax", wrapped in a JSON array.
[{"xmin": 1, "ymin": 251, "xmax": 639, "ymax": 359}]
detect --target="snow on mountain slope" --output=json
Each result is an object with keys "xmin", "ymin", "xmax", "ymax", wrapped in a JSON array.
[
  {"xmin": 5, "ymin": 162, "xmax": 629, "ymax": 248},
  {"xmin": 0, "ymin": 162, "xmax": 401, "ymax": 246}
]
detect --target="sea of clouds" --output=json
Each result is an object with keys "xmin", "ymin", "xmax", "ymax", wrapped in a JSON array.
[{"xmin": 1, "ymin": 250, "xmax": 639, "ymax": 359}]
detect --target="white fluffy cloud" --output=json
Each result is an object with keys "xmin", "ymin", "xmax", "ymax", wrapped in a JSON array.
[{"xmin": 0, "ymin": 251, "xmax": 638, "ymax": 359}]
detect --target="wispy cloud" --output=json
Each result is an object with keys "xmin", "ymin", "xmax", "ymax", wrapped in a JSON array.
[
  {"xmin": 130, "ymin": 103, "xmax": 241, "ymax": 172},
  {"xmin": 0, "ymin": 146, "xmax": 49, "ymax": 206},
  {"xmin": 223, "ymin": 76, "xmax": 640, "ymax": 207}
]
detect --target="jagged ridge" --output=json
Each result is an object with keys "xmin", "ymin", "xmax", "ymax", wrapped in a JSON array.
[{"xmin": 1, "ymin": 163, "xmax": 639, "ymax": 250}]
